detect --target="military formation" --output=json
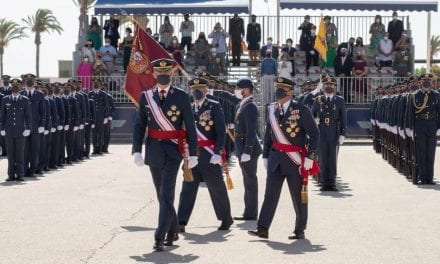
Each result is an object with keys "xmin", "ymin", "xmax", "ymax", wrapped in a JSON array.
[
  {"xmin": 0, "ymin": 74, "xmax": 114, "ymax": 182},
  {"xmin": 131, "ymin": 57, "xmax": 349, "ymax": 252},
  {"xmin": 371, "ymin": 73, "xmax": 440, "ymax": 185}
]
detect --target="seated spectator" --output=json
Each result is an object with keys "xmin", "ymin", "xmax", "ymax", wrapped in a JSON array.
[
  {"xmin": 77, "ymin": 56, "xmax": 94, "ymax": 90},
  {"xmin": 353, "ymin": 37, "xmax": 368, "ymax": 59},
  {"xmin": 352, "ymin": 52, "xmax": 369, "ymax": 103},
  {"xmin": 278, "ymin": 52, "xmax": 293, "ymax": 80},
  {"xmin": 81, "ymin": 40, "xmax": 96, "ymax": 64},
  {"xmin": 260, "ymin": 37, "xmax": 279, "ymax": 60},
  {"xmin": 337, "ymin": 37, "xmax": 355, "ymax": 58},
  {"xmin": 208, "ymin": 23, "xmax": 228, "ymax": 75},
  {"xmin": 167, "ymin": 36, "xmax": 184, "ymax": 67},
  {"xmin": 334, "ymin": 47, "xmax": 353, "ymax": 102},
  {"xmin": 159, "ymin": 16, "xmax": 174, "ymax": 49},
  {"xmin": 378, "ymin": 32, "xmax": 394, "ymax": 67},
  {"xmin": 261, "ymin": 49, "xmax": 278, "ymax": 104},
  {"xmin": 99, "ymin": 37, "xmax": 118, "ymax": 75},
  {"xmin": 281, "ymin": 38, "xmax": 296, "ymax": 76},
  {"xmin": 395, "ymin": 30, "xmax": 411, "ymax": 52},
  {"xmin": 194, "ymin": 32, "xmax": 209, "ymax": 68}
]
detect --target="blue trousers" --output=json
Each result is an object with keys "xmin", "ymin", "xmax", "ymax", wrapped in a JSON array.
[
  {"xmin": 318, "ymin": 139, "xmax": 338, "ymax": 187},
  {"xmin": 240, "ymin": 157, "xmax": 259, "ymax": 218}
]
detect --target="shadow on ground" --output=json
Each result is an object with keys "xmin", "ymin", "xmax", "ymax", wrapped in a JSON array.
[{"xmin": 250, "ymin": 239, "xmax": 327, "ymax": 255}]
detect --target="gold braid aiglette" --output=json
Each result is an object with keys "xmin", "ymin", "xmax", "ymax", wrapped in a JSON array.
[{"xmin": 413, "ymin": 92, "xmax": 429, "ymax": 114}]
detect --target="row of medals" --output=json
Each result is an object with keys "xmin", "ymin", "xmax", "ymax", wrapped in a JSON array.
[
  {"xmin": 286, "ymin": 120, "xmax": 300, "ymax": 138},
  {"xmin": 167, "ymin": 105, "xmax": 181, "ymax": 122}
]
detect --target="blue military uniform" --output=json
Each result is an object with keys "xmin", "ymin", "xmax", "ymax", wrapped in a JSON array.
[
  {"xmin": 311, "ymin": 76, "xmax": 347, "ymax": 191},
  {"xmin": 103, "ymin": 91, "xmax": 114, "ymax": 153},
  {"xmin": 65, "ymin": 85, "xmax": 80, "ymax": 164},
  {"xmin": 60, "ymin": 90, "xmax": 71, "ymax": 165},
  {"xmin": 50, "ymin": 90, "xmax": 64, "ymax": 169},
  {"xmin": 88, "ymin": 84, "xmax": 109, "ymax": 154},
  {"xmin": 84, "ymin": 88, "xmax": 96, "ymax": 158},
  {"xmin": 38, "ymin": 94, "xmax": 52, "ymax": 172},
  {"xmin": 0, "ymin": 88, "xmax": 32, "ymax": 181},
  {"xmin": 0, "ymin": 74, "xmax": 12, "ymax": 157},
  {"xmin": 177, "ymin": 78, "xmax": 232, "ymax": 231}
]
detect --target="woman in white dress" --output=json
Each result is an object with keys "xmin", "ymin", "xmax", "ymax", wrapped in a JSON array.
[{"xmin": 278, "ymin": 52, "xmax": 293, "ymax": 80}]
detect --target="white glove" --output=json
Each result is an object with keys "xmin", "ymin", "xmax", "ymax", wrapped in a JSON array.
[
  {"xmin": 240, "ymin": 153, "xmax": 251, "ymax": 163},
  {"xmin": 85, "ymin": 122, "xmax": 89, "ymax": 126},
  {"xmin": 392, "ymin": 126, "xmax": 398, "ymax": 134},
  {"xmin": 23, "ymin": 130, "xmax": 30, "ymax": 137},
  {"xmin": 50, "ymin": 128, "xmax": 56, "ymax": 133},
  {"xmin": 437, "ymin": 129, "xmax": 440, "ymax": 137},
  {"xmin": 38, "ymin": 127, "xmax": 45, "ymax": 134},
  {"xmin": 92, "ymin": 124, "xmax": 95, "ymax": 128},
  {"xmin": 405, "ymin": 128, "xmax": 413, "ymax": 138},
  {"xmin": 398, "ymin": 129, "xmax": 405, "ymax": 139},
  {"xmin": 0, "ymin": 130, "xmax": 5, "ymax": 136},
  {"xmin": 73, "ymin": 126, "xmax": 79, "ymax": 131},
  {"xmin": 263, "ymin": 158, "xmax": 268, "ymax": 170},
  {"xmin": 103, "ymin": 118, "xmax": 108, "ymax": 124},
  {"xmin": 370, "ymin": 119, "xmax": 376, "ymax": 125},
  {"xmin": 208, "ymin": 89, "xmax": 214, "ymax": 95},
  {"xmin": 303, "ymin": 157, "xmax": 313, "ymax": 170},
  {"xmin": 338, "ymin": 135, "xmax": 345, "ymax": 145},
  {"xmin": 188, "ymin": 156, "xmax": 198, "ymax": 169},
  {"xmin": 108, "ymin": 117, "xmax": 112, "ymax": 121},
  {"xmin": 227, "ymin": 124, "xmax": 235, "ymax": 129},
  {"xmin": 79, "ymin": 124, "xmax": 84, "ymax": 130},
  {"xmin": 209, "ymin": 154, "xmax": 222, "ymax": 165},
  {"xmin": 310, "ymin": 50, "xmax": 315, "ymax": 55},
  {"xmin": 133, "ymin": 152, "xmax": 144, "ymax": 167},
  {"xmin": 64, "ymin": 125, "xmax": 70, "ymax": 131},
  {"xmin": 44, "ymin": 130, "xmax": 49, "ymax": 135},
  {"xmin": 57, "ymin": 125, "xmax": 63, "ymax": 131}
]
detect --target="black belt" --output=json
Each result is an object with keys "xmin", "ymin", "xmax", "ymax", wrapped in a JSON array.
[
  {"xmin": 235, "ymin": 133, "xmax": 246, "ymax": 138},
  {"xmin": 319, "ymin": 118, "xmax": 336, "ymax": 125},
  {"xmin": 416, "ymin": 113, "xmax": 437, "ymax": 120}
]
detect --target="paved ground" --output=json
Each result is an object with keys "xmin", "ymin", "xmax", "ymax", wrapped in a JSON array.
[{"xmin": 1, "ymin": 145, "xmax": 439, "ymax": 264}]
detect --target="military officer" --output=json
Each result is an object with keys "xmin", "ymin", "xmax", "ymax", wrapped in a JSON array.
[
  {"xmin": 20, "ymin": 74, "xmax": 46, "ymax": 177},
  {"xmin": 59, "ymin": 84, "xmax": 71, "ymax": 166},
  {"xmin": 49, "ymin": 84, "xmax": 64, "ymax": 169},
  {"xmin": 248, "ymin": 77, "xmax": 319, "ymax": 239},
  {"xmin": 84, "ymin": 86, "xmax": 96, "ymax": 159},
  {"xmin": 64, "ymin": 83, "xmax": 79, "ymax": 165},
  {"xmin": 0, "ymin": 80, "xmax": 32, "ymax": 181},
  {"xmin": 102, "ymin": 88, "xmax": 114, "ymax": 153},
  {"xmin": 37, "ymin": 84, "xmax": 52, "ymax": 173},
  {"xmin": 406, "ymin": 73, "xmax": 440, "ymax": 185},
  {"xmin": 132, "ymin": 58, "xmax": 199, "ymax": 252},
  {"xmin": 88, "ymin": 80, "xmax": 109, "ymax": 155},
  {"xmin": 212, "ymin": 78, "xmax": 262, "ymax": 221},
  {"xmin": 177, "ymin": 78, "xmax": 233, "ymax": 233},
  {"xmin": 311, "ymin": 75, "xmax": 347, "ymax": 191},
  {"xmin": 71, "ymin": 80, "xmax": 86, "ymax": 161},
  {"xmin": 0, "ymin": 75, "xmax": 12, "ymax": 96}
]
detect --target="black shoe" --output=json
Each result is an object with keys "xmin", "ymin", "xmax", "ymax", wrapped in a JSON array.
[
  {"xmin": 426, "ymin": 180, "xmax": 436, "ymax": 185},
  {"xmin": 102, "ymin": 150, "xmax": 109, "ymax": 153},
  {"xmin": 49, "ymin": 166, "xmax": 58, "ymax": 170},
  {"xmin": 66, "ymin": 161, "xmax": 73, "ymax": 165},
  {"xmin": 178, "ymin": 224, "xmax": 186, "ymax": 233},
  {"xmin": 25, "ymin": 173, "xmax": 35, "ymax": 178},
  {"xmin": 218, "ymin": 219, "xmax": 234, "ymax": 231},
  {"xmin": 420, "ymin": 179, "xmax": 428, "ymax": 185},
  {"xmin": 35, "ymin": 170, "xmax": 43, "ymax": 175},
  {"xmin": 5, "ymin": 177, "xmax": 15, "ymax": 182},
  {"xmin": 43, "ymin": 168, "xmax": 50, "ymax": 172},
  {"xmin": 233, "ymin": 216, "xmax": 257, "ymax": 221},
  {"xmin": 57, "ymin": 164, "xmax": 64, "ymax": 168},
  {"xmin": 153, "ymin": 240, "xmax": 164, "ymax": 252},
  {"xmin": 327, "ymin": 186, "xmax": 338, "ymax": 192},
  {"xmin": 288, "ymin": 232, "xmax": 305, "ymax": 240},
  {"xmin": 164, "ymin": 233, "xmax": 178, "ymax": 246},
  {"xmin": 248, "ymin": 227, "xmax": 268, "ymax": 239},
  {"xmin": 15, "ymin": 177, "xmax": 24, "ymax": 182}
]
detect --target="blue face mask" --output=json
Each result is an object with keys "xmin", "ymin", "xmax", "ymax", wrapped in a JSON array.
[{"xmin": 192, "ymin": 89, "xmax": 204, "ymax": 100}]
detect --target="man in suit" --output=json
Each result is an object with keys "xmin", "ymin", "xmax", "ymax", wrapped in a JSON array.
[
  {"xmin": 88, "ymin": 80, "xmax": 109, "ymax": 155},
  {"xmin": 177, "ymin": 78, "xmax": 233, "ymax": 233},
  {"xmin": 334, "ymin": 47, "xmax": 353, "ymax": 102},
  {"xmin": 388, "ymin": 11, "xmax": 404, "ymax": 48},
  {"xmin": 260, "ymin": 37, "xmax": 279, "ymax": 60},
  {"xmin": 20, "ymin": 74, "xmax": 46, "ymax": 177},
  {"xmin": 103, "ymin": 16, "xmax": 120, "ymax": 49},
  {"xmin": 246, "ymin": 15, "xmax": 261, "ymax": 66},
  {"xmin": 248, "ymin": 77, "xmax": 319, "ymax": 240},
  {"xmin": 311, "ymin": 75, "xmax": 347, "ymax": 191},
  {"xmin": 132, "ymin": 58, "xmax": 199, "ymax": 252},
  {"xmin": 229, "ymin": 13, "xmax": 245, "ymax": 66},
  {"xmin": 337, "ymin": 37, "xmax": 355, "ymax": 58},
  {"xmin": 212, "ymin": 78, "xmax": 262, "ymax": 221},
  {"xmin": 0, "ymin": 80, "xmax": 32, "ymax": 181}
]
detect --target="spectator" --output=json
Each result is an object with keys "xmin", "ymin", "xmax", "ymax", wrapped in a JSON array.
[
  {"xmin": 103, "ymin": 16, "xmax": 120, "ymax": 49},
  {"xmin": 246, "ymin": 14, "xmax": 261, "ymax": 66},
  {"xmin": 298, "ymin": 15, "xmax": 314, "ymax": 51},
  {"xmin": 93, "ymin": 53, "xmax": 107, "ymax": 77},
  {"xmin": 146, "ymin": 27, "xmax": 152, "ymax": 35},
  {"xmin": 281, "ymin": 38, "xmax": 296, "ymax": 76},
  {"xmin": 183, "ymin": 49, "xmax": 196, "ymax": 75},
  {"xmin": 167, "ymin": 37, "xmax": 184, "ymax": 67},
  {"xmin": 87, "ymin": 17, "xmax": 102, "ymax": 50},
  {"xmin": 306, "ymin": 25, "xmax": 319, "ymax": 69},
  {"xmin": 334, "ymin": 47, "xmax": 353, "ymax": 102},
  {"xmin": 229, "ymin": 13, "xmax": 245, "ymax": 66},
  {"xmin": 99, "ymin": 37, "xmax": 118, "ymax": 75},
  {"xmin": 194, "ymin": 32, "xmax": 210, "ymax": 68},
  {"xmin": 77, "ymin": 56, "xmax": 94, "ymax": 90},
  {"xmin": 323, "ymin": 16, "xmax": 338, "ymax": 68},
  {"xmin": 120, "ymin": 27, "xmax": 133, "ymax": 73},
  {"xmin": 378, "ymin": 32, "xmax": 394, "ymax": 67},
  {"xmin": 369, "ymin": 15, "xmax": 385, "ymax": 53},
  {"xmin": 159, "ymin": 16, "xmax": 174, "ymax": 49},
  {"xmin": 180, "ymin": 14, "xmax": 194, "ymax": 52},
  {"xmin": 260, "ymin": 37, "xmax": 279, "ymax": 60},
  {"xmin": 208, "ymin": 23, "xmax": 228, "ymax": 74},
  {"xmin": 388, "ymin": 11, "xmax": 404, "ymax": 48},
  {"xmin": 261, "ymin": 49, "xmax": 278, "ymax": 104},
  {"xmin": 352, "ymin": 52, "xmax": 369, "ymax": 102},
  {"xmin": 278, "ymin": 52, "xmax": 293, "ymax": 80},
  {"xmin": 394, "ymin": 49, "xmax": 411, "ymax": 77},
  {"xmin": 353, "ymin": 37, "xmax": 368, "ymax": 59},
  {"xmin": 395, "ymin": 30, "xmax": 411, "ymax": 52},
  {"xmin": 207, "ymin": 49, "xmax": 223, "ymax": 76},
  {"xmin": 337, "ymin": 37, "xmax": 355, "ymax": 58},
  {"xmin": 81, "ymin": 40, "xmax": 96, "ymax": 64}
]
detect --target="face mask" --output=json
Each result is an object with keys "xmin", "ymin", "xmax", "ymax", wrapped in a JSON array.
[
  {"xmin": 356, "ymin": 40, "xmax": 361, "ymax": 45},
  {"xmin": 275, "ymin": 88, "xmax": 288, "ymax": 100},
  {"xmin": 3, "ymin": 80, "xmax": 9, "ymax": 86},
  {"xmin": 311, "ymin": 30, "xmax": 316, "ymax": 34},
  {"xmin": 184, "ymin": 17, "xmax": 189, "ymax": 21},
  {"xmin": 126, "ymin": 32, "xmax": 130, "ymax": 36},
  {"xmin": 192, "ymin": 90, "xmax": 204, "ymax": 100},
  {"xmin": 422, "ymin": 81, "xmax": 431, "ymax": 89},
  {"xmin": 267, "ymin": 41, "xmax": 272, "ymax": 45},
  {"xmin": 84, "ymin": 58, "xmax": 89, "ymax": 62},
  {"xmin": 266, "ymin": 53, "xmax": 272, "ymax": 58},
  {"xmin": 324, "ymin": 86, "xmax": 335, "ymax": 94},
  {"xmin": 156, "ymin": 75, "xmax": 170, "ymax": 85},
  {"xmin": 26, "ymin": 80, "xmax": 34, "ymax": 87},
  {"xmin": 384, "ymin": 37, "xmax": 389, "ymax": 40},
  {"xmin": 287, "ymin": 42, "xmax": 292, "ymax": 47},
  {"xmin": 11, "ymin": 86, "xmax": 20, "ymax": 93},
  {"xmin": 252, "ymin": 19, "xmax": 256, "ymax": 22},
  {"xmin": 393, "ymin": 16, "xmax": 397, "ymax": 20},
  {"xmin": 376, "ymin": 19, "xmax": 380, "ymax": 23},
  {"xmin": 402, "ymin": 33, "xmax": 407, "ymax": 37},
  {"xmin": 105, "ymin": 42, "xmax": 110, "ymax": 45}
]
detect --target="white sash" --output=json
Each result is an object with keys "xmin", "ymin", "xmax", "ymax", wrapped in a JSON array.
[
  {"xmin": 268, "ymin": 102, "xmax": 302, "ymax": 166},
  {"xmin": 196, "ymin": 128, "xmax": 214, "ymax": 155}
]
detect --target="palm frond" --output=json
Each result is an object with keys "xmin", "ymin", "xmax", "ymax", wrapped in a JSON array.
[{"xmin": 0, "ymin": 18, "xmax": 27, "ymax": 48}]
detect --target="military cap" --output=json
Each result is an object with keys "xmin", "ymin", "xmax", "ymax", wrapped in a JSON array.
[
  {"xmin": 10, "ymin": 79, "xmax": 22, "ymax": 85},
  {"xmin": 236, "ymin": 78, "xmax": 254, "ymax": 89},
  {"xmin": 198, "ymin": 72, "xmax": 213, "ymax": 80},
  {"xmin": 1, "ymin": 75, "xmax": 11, "ymax": 80},
  {"xmin": 274, "ymin": 77, "xmax": 295, "ymax": 89},
  {"xmin": 302, "ymin": 80, "xmax": 312, "ymax": 86},
  {"xmin": 322, "ymin": 74, "xmax": 337, "ymax": 85},
  {"xmin": 22, "ymin": 73, "xmax": 36, "ymax": 80},
  {"xmin": 188, "ymin": 78, "xmax": 208, "ymax": 89},
  {"xmin": 408, "ymin": 75, "xmax": 418, "ymax": 83},
  {"xmin": 64, "ymin": 82, "xmax": 74, "ymax": 88},
  {"xmin": 418, "ymin": 73, "xmax": 434, "ymax": 81},
  {"xmin": 151, "ymin": 58, "xmax": 173, "ymax": 72},
  {"xmin": 67, "ymin": 79, "xmax": 77, "ymax": 84},
  {"xmin": 36, "ymin": 79, "xmax": 44, "ymax": 86}
]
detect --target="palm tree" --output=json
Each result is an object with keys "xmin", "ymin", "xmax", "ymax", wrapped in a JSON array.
[
  {"xmin": 23, "ymin": 9, "xmax": 63, "ymax": 77},
  {"xmin": 72, "ymin": 0, "xmax": 97, "ymax": 45},
  {"xmin": 0, "ymin": 18, "xmax": 27, "ymax": 76},
  {"xmin": 430, "ymin": 35, "xmax": 440, "ymax": 65}
]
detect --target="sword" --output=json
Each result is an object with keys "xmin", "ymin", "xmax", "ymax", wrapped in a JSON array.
[{"xmin": 182, "ymin": 138, "xmax": 194, "ymax": 182}]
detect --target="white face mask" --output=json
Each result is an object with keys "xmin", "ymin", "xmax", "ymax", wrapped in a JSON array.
[
  {"xmin": 267, "ymin": 41, "xmax": 272, "ymax": 45},
  {"xmin": 287, "ymin": 43, "xmax": 292, "ymax": 47},
  {"xmin": 384, "ymin": 36, "xmax": 389, "ymax": 40}
]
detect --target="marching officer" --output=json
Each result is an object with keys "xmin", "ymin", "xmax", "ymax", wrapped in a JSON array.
[
  {"xmin": 20, "ymin": 74, "xmax": 46, "ymax": 177},
  {"xmin": 88, "ymin": 80, "xmax": 109, "ymax": 155},
  {"xmin": 0, "ymin": 79, "xmax": 32, "ymax": 181},
  {"xmin": 212, "ymin": 78, "xmax": 262, "ymax": 221},
  {"xmin": 248, "ymin": 77, "xmax": 319, "ymax": 239},
  {"xmin": 311, "ymin": 75, "xmax": 347, "ymax": 191},
  {"xmin": 177, "ymin": 78, "xmax": 233, "ymax": 232},
  {"xmin": 406, "ymin": 73, "xmax": 440, "ymax": 185},
  {"xmin": 132, "ymin": 58, "xmax": 198, "ymax": 252}
]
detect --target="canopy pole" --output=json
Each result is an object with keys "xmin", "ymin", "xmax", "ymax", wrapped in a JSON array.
[
  {"xmin": 426, "ymin": 11, "xmax": 431, "ymax": 72},
  {"xmin": 249, "ymin": 0, "xmax": 252, "ymax": 16},
  {"xmin": 277, "ymin": 0, "xmax": 280, "ymax": 45}
]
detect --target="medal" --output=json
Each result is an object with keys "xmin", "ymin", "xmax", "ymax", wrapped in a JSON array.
[
  {"xmin": 286, "ymin": 127, "xmax": 292, "ymax": 133},
  {"xmin": 208, "ymin": 120, "xmax": 214, "ymax": 126},
  {"xmin": 205, "ymin": 126, "xmax": 211, "ymax": 131},
  {"xmin": 171, "ymin": 116, "xmax": 177, "ymax": 122},
  {"xmin": 295, "ymin": 127, "xmax": 300, "ymax": 133},
  {"xmin": 200, "ymin": 121, "xmax": 206, "ymax": 126},
  {"xmin": 171, "ymin": 105, "xmax": 177, "ymax": 110},
  {"xmin": 290, "ymin": 132, "xmax": 296, "ymax": 138},
  {"xmin": 167, "ymin": 110, "xmax": 173, "ymax": 116},
  {"xmin": 175, "ymin": 110, "xmax": 181, "ymax": 116}
]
